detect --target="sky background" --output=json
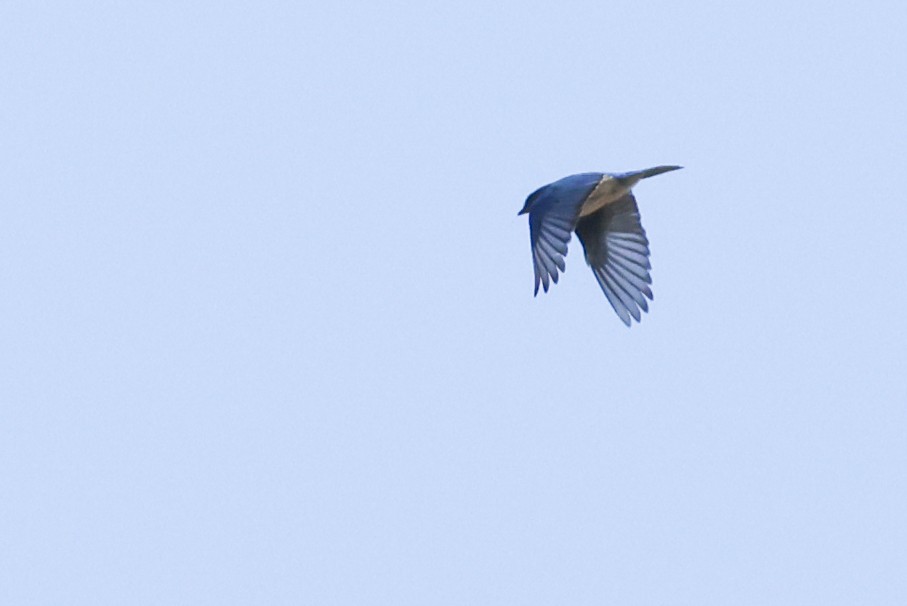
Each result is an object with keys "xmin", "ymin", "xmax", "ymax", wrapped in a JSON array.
[{"xmin": 3, "ymin": 1, "xmax": 907, "ymax": 604}]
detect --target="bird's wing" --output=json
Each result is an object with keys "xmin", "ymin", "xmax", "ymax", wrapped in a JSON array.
[
  {"xmin": 574, "ymin": 193, "xmax": 653, "ymax": 326},
  {"xmin": 527, "ymin": 191, "xmax": 588, "ymax": 295}
]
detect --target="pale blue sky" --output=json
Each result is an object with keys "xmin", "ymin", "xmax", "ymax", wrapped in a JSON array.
[{"xmin": 3, "ymin": 1, "xmax": 906, "ymax": 604}]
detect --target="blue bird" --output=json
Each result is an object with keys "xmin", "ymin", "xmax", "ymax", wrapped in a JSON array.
[{"xmin": 518, "ymin": 165, "xmax": 682, "ymax": 326}]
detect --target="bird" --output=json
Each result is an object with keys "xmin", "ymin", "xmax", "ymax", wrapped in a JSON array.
[{"xmin": 518, "ymin": 165, "xmax": 682, "ymax": 326}]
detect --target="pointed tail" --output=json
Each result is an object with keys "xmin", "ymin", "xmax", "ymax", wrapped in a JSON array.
[{"xmin": 636, "ymin": 165, "xmax": 683, "ymax": 180}]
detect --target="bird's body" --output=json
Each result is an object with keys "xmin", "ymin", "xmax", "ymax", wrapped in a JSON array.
[{"xmin": 519, "ymin": 165, "xmax": 682, "ymax": 326}]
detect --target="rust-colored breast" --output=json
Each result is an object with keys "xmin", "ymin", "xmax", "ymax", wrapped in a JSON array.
[{"xmin": 578, "ymin": 176, "xmax": 629, "ymax": 217}]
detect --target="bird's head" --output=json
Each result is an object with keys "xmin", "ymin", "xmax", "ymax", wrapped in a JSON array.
[{"xmin": 518, "ymin": 185, "xmax": 547, "ymax": 215}]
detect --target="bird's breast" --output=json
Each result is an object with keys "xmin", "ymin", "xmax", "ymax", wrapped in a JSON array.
[{"xmin": 578, "ymin": 176, "xmax": 628, "ymax": 217}]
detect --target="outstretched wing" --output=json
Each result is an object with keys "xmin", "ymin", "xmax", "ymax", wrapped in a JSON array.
[
  {"xmin": 527, "ymin": 195, "xmax": 585, "ymax": 295},
  {"xmin": 523, "ymin": 175, "xmax": 601, "ymax": 295},
  {"xmin": 574, "ymin": 193, "xmax": 653, "ymax": 326}
]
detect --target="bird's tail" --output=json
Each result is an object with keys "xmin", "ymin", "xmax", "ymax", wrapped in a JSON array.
[{"xmin": 635, "ymin": 165, "xmax": 683, "ymax": 180}]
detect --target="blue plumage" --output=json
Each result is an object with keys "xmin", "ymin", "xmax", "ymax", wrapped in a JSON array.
[{"xmin": 519, "ymin": 166, "xmax": 682, "ymax": 326}]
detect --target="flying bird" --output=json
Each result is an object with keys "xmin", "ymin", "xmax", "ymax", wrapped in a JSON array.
[{"xmin": 518, "ymin": 165, "xmax": 682, "ymax": 326}]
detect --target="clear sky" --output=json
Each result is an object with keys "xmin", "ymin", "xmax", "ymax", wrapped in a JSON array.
[{"xmin": 3, "ymin": 1, "xmax": 906, "ymax": 604}]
